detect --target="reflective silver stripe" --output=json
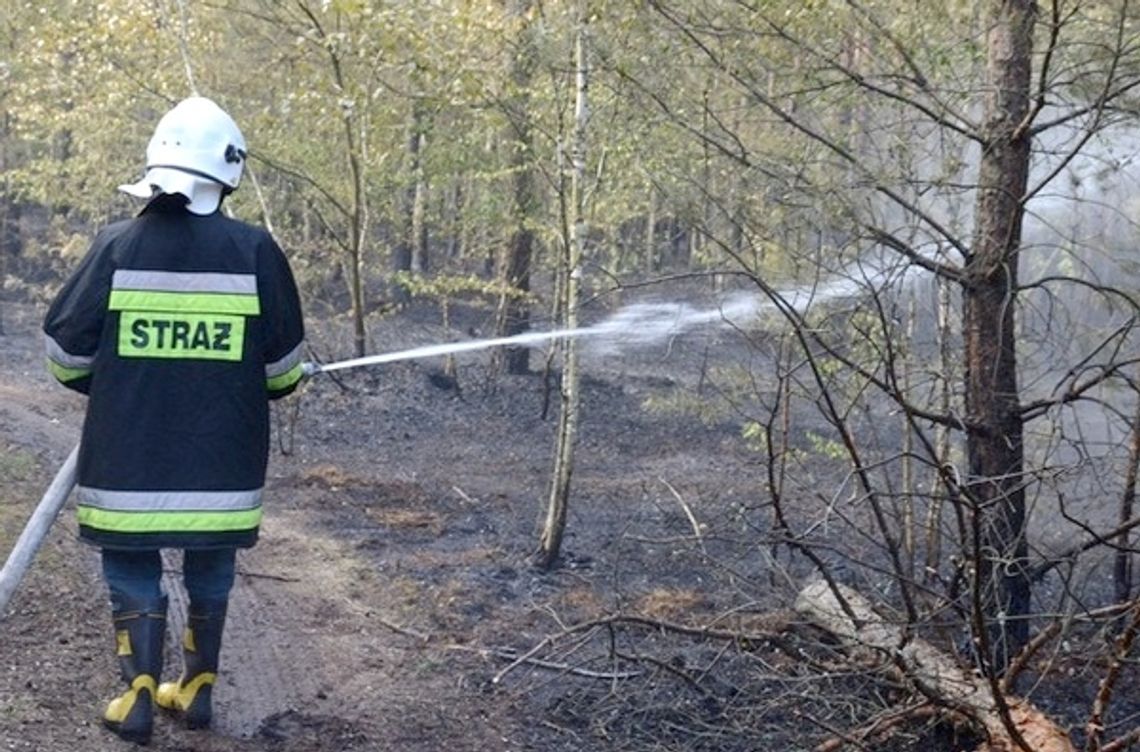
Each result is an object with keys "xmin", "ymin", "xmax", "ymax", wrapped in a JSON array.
[
  {"xmin": 266, "ymin": 342, "xmax": 304, "ymax": 378},
  {"xmin": 112, "ymin": 269, "xmax": 257, "ymax": 294},
  {"xmin": 76, "ymin": 486, "xmax": 263, "ymax": 512},
  {"xmin": 44, "ymin": 334, "xmax": 95, "ymax": 368}
]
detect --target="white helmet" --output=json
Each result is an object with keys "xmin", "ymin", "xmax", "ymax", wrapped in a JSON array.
[{"xmin": 119, "ymin": 96, "xmax": 247, "ymax": 214}]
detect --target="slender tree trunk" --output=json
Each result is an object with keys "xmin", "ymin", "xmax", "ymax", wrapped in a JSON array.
[
  {"xmin": 494, "ymin": 0, "xmax": 537, "ymax": 376},
  {"xmin": 925, "ymin": 279, "xmax": 955, "ymax": 581},
  {"xmin": 331, "ymin": 91, "xmax": 368, "ymax": 358},
  {"xmin": 347, "ymin": 128, "xmax": 367, "ymax": 358},
  {"xmin": 443, "ymin": 179, "xmax": 463, "ymax": 262},
  {"xmin": 964, "ymin": 0, "xmax": 1034, "ymax": 671},
  {"xmin": 392, "ymin": 95, "xmax": 428, "ymax": 305},
  {"xmin": 0, "ymin": 108, "xmax": 12, "ymax": 336},
  {"xmin": 1116, "ymin": 393, "xmax": 1140, "ymax": 603},
  {"xmin": 644, "ymin": 180, "xmax": 657, "ymax": 273},
  {"xmin": 308, "ymin": 12, "xmax": 370, "ymax": 358},
  {"xmin": 902, "ymin": 294, "xmax": 916, "ymax": 581},
  {"xmin": 410, "ymin": 108, "xmax": 429, "ymax": 275},
  {"xmin": 538, "ymin": 8, "xmax": 588, "ymax": 569}
]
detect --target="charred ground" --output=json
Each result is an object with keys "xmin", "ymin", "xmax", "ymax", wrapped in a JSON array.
[{"xmin": 0, "ymin": 297, "xmax": 1117, "ymax": 751}]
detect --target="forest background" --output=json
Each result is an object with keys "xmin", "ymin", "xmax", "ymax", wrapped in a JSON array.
[{"xmin": 4, "ymin": 1, "xmax": 1140, "ymax": 751}]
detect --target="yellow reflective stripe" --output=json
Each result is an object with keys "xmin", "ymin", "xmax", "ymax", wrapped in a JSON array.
[
  {"xmin": 47, "ymin": 359, "xmax": 92, "ymax": 383},
  {"xmin": 118, "ymin": 312, "xmax": 245, "ymax": 362},
  {"xmin": 266, "ymin": 343, "xmax": 303, "ymax": 378},
  {"xmin": 109, "ymin": 289, "xmax": 260, "ymax": 315},
  {"xmin": 77, "ymin": 505, "xmax": 262, "ymax": 533},
  {"xmin": 267, "ymin": 361, "xmax": 303, "ymax": 392},
  {"xmin": 77, "ymin": 486, "xmax": 261, "ymax": 512}
]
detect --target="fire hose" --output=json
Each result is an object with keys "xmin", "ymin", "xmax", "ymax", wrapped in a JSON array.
[
  {"xmin": 0, "ymin": 445, "xmax": 78, "ymax": 617},
  {"xmin": 0, "ymin": 301, "xmax": 704, "ymax": 617},
  {"xmin": 0, "ymin": 333, "xmax": 590, "ymax": 617}
]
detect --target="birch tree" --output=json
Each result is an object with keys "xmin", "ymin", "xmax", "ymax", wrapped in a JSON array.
[{"xmin": 538, "ymin": 3, "xmax": 590, "ymax": 569}]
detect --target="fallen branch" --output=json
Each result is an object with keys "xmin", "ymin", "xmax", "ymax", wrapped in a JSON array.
[
  {"xmin": 373, "ymin": 615, "xmax": 431, "ymax": 643},
  {"xmin": 794, "ymin": 578, "xmax": 1074, "ymax": 752},
  {"xmin": 449, "ymin": 643, "xmax": 642, "ymax": 681},
  {"xmin": 489, "ymin": 610, "xmax": 796, "ymax": 685},
  {"xmin": 660, "ymin": 477, "xmax": 707, "ymax": 555},
  {"xmin": 235, "ymin": 569, "xmax": 301, "ymax": 583},
  {"xmin": 813, "ymin": 703, "xmax": 941, "ymax": 752}
]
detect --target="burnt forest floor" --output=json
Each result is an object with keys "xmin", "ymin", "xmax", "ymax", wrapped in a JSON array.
[{"xmin": 0, "ymin": 295, "xmax": 1119, "ymax": 752}]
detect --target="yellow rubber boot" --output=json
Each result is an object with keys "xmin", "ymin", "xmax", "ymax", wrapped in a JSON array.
[
  {"xmin": 157, "ymin": 599, "xmax": 226, "ymax": 729},
  {"xmin": 104, "ymin": 675, "xmax": 158, "ymax": 744},
  {"xmin": 102, "ymin": 596, "xmax": 166, "ymax": 745}
]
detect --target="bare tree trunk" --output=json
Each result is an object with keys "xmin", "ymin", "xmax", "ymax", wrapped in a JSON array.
[
  {"xmin": 344, "ymin": 115, "xmax": 368, "ymax": 357},
  {"xmin": 393, "ymin": 95, "xmax": 428, "ymax": 306},
  {"xmin": 300, "ymin": 3, "xmax": 371, "ymax": 358},
  {"xmin": 410, "ymin": 112, "xmax": 429, "ymax": 275},
  {"xmin": 443, "ymin": 179, "xmax": 464, "ymax": 262},
  {"xmin": 493, "ymin": 0, "xmax": 537, "ymax": 376},
  {"xmin": 644, "ymin": 179, "xmax": 657, "ymax": 273},
  {"xmin": 925, "ymin": 279, "xmax": 955, "ymax": 581},
  {"xmin": 0, "ymin": 107, "xmax": 11, "ymax": 336},
  {"xmin": 1115, "ymin": 393, "xmax": 1140, "ymax": 604},
  {"xmin": 538, "ymin": 8, "xmax": 588, "ymax": 570},
  {"xmin": 902, "ymin": 294, "xmax": 916, "ymax": 581},
  {"xmin": 965, "ymin": 0, "xmax": 1034, "ymax": 671}
]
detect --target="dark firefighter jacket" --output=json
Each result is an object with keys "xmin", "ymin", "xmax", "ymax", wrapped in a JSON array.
[{"xmin": 43, "ymin": 195, "xmax": 305, "ymax": 550}]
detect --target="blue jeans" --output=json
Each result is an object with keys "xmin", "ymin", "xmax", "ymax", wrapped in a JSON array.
[{"xmin": 102, "ymin": 548, "xmax": 236, "ymax": 606}]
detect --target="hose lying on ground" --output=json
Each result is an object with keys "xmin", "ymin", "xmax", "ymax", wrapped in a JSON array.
[{"xmin": 0, "ymin": 444, "xmax": 78, "ymax": 618}]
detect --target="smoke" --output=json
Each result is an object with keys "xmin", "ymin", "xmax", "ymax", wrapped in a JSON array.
[{"xmin": 315, "ymin": 125, "xmax": 1140, "ymax": 377}]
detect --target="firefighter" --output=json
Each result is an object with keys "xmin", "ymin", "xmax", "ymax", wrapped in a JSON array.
[{"xmin": 43, "ymin": 96, "xmax": 305, "ymax": 743}]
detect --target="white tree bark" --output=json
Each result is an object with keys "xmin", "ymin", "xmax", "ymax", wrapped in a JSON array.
[{"xmin": 539, "ymin": 4, "xmax": 589, "ymax": 568}]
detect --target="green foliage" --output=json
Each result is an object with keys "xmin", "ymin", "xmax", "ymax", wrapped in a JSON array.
[
  {"xmin": 805, "ymin": 430, "xmax": 847, "ymax": 462},
  {"xmin": 642, "ymin": 389, "xmax": 733, "ymax": 427},
  {"xmin": 3, "ymin": 0, "xmax": 1138, "ymax": 364},
  {"xmin": 7, "ymin": 1, "xmax": 203, "ymax": 210},
  {"xmin": 392, "ymin": 270, "xmax": 533, "ymax": 305},
  {"xmin": 740, "ymin": 419, "xmax": 770, "ymax": 454}
]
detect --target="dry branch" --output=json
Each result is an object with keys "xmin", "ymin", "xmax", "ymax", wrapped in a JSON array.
[
  {"xmin": 794, "ymin": 578, "xmax": 1074, "ymax": 752},
  {"xmin": 448, "ymin": 644, "xmax": 642, "ymax": 681},
  {"xmin": 487, "ymin": 610, "xmax": 797, "ymax": 685}
]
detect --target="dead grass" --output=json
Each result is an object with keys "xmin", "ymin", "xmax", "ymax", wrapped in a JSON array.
[
  {"xmin": 296, "ymin": 463, "xmax": 369, "ymax": 489},
  {"xmin": 363, "ymin": 507, "xmax": 443, "ymax": 533},
  {"xmin": 632, "ymin": 587, "xmax": 712, "ymax": 620}
]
